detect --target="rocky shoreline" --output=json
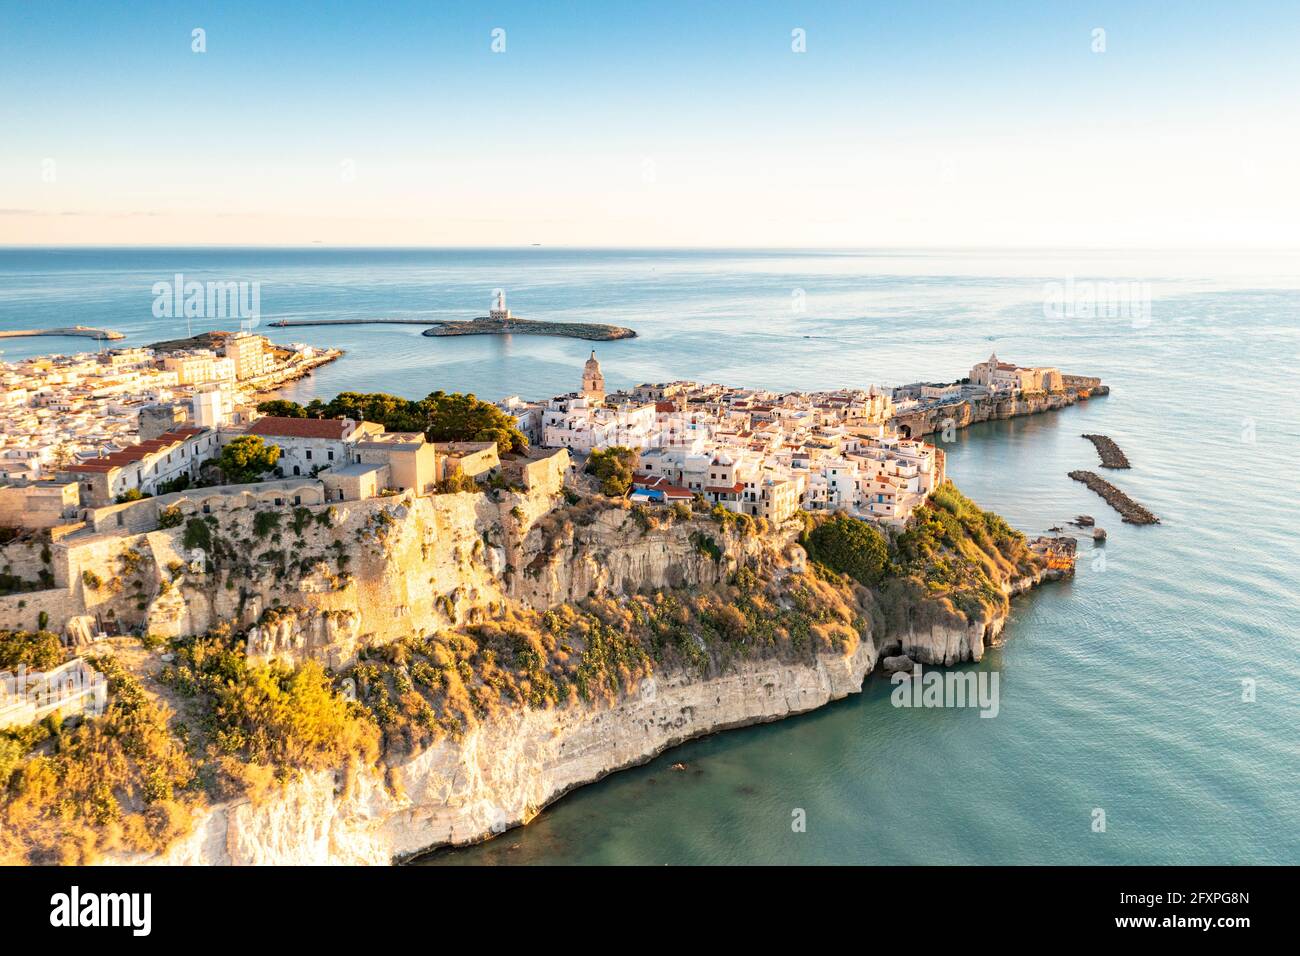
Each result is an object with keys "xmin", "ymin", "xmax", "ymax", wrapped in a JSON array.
[
  {"xmin": 1068, "ymin": 470, "xmax": 1159, "ymax": 524},
  {"xmin": 1082, "ymin": 433, "xmax": 1130, "ymax": 468}
]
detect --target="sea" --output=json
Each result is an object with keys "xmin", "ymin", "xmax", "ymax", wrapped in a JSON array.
[{"xmin": 1, "ymin": 246, "xmax": 1297, "ymax": 865}]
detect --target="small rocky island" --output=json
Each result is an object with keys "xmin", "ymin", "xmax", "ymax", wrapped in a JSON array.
[
  {"xmin": 423, "ymin": 291, "xmax": 635, "ymax": 340},
  {"xmin": 423, "ymin": 316, "xmax": 635, "ymax": 341},
  {"xmin": 270, "ymin": 291, "xmax": 637, "ymax": 341}
]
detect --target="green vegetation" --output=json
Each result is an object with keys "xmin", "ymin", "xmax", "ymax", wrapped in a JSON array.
[
  {"xmin": 265, "ymin": 390, "xmax": 528, "ymax": 454},
  {"xmin": 154, "ymin": 474, "xmax": 192, "ymax": 495},
  {"xmin": 182, "ymin": 517, "xmax": 213, "ymax": 554},
  {"xmin": 80, "ymin": 570, "xmax": 102, "ymax": 590},
  {"xmin": 256, "ymin": 399, "xmax": 308, "ymax": 418},
  {"xmin": 253, "ymin": 510, "xmax": 282, "ymax": 539},
  {"xmin": 585, "ymin": 446, "xmax": 638, "ymax": 497},
  {"xmin": 801, "ymin": 513, "xmax": 890, "ymax": 587},
  {"xmin": 348, "ymin": 561, "xmax": 867, "ymax": 753},
  {"xmin": 884, "ymin": 482, "xmax": 1033, "ymax": 623},
  {"xmin": 114, "ymin": 488, "xmax": 150, "ymax": 503},
  {"xmin": 0, "ymin": 629, "xmax": 65, "ymax": 671},
  {"xmin": 436, "ymin": 465, "xmax": 480, "ymax": 494},
  {"xmin": 161, "ymin": 630, "xmax": 379, "ymax": 793},
  {"xmin": 218, "ymin": 435, "xmax": 281, "ymax": 484},
  {"xmin": 0, "ymin": 656, "xmax": 196, "ymax": 865},
  {"xmin": 158, "ymin": 505, "xmax": 184, "ymax": 528}
]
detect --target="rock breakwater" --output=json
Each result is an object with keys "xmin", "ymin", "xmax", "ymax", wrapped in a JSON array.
[{"xmin": 1068, "ymin": 470, "xmax": 1159, "ymax": 524}]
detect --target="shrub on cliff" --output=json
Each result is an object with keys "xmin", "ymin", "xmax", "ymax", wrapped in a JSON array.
[
  {"xmin": 0, "ymin": 629, "xmax": 64, "ymax": 671},
  {"xmin": 346, "ymin": 558, "xmax": 872, "ymax": 753},
  {"xmin": 802, "ymin": 514, "xmax": 890, "ymax": 587},
  {"xmin": 162, "ymin": 633, "xmax": 379, "ymax": 784},
  {"xmin": 437, "ymin": 465, "xmax": 480, "ymax": 494},
  {"xmin": 0, "ymin": 655, "xmax": 197, "ymax": 865},
  {"xmin": 887, "ymin": 482, "xmax": 1032, "ymax": 624},
  {"xmin": 585, "ymin": 446, "xmax": 638, "ymax": 497}
]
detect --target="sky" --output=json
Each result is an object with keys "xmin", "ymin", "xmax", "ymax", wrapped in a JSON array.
[{"xmin": 1, "ymin": 0, "xmax": 1298, "ymax": 248}]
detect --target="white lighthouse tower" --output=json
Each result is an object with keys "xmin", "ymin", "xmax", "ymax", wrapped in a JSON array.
[{"xmin": 489, "ymin": 289, "xmax": 511, "ymax": 322}]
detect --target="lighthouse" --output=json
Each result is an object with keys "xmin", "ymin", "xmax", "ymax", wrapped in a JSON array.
[{"xmin": 489, "ymin": 289, "xmax": 511, "ymax": 322}]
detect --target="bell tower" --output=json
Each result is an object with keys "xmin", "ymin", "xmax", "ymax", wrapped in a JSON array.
[{"xmin": 581, "ymin": 349, "xmax": 606, "ymax": 403}]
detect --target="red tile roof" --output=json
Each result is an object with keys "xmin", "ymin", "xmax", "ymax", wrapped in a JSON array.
[
  {"xmin": 66, "ymin": 427, "xmax": 209, "ymax": 473},
  {"xmin": 705, "ymin": 483, "xmax": 745, "ymax": 494},
  {"xmin": 247, "ymin": 416, "xmax": 351, "ymax": 440}
]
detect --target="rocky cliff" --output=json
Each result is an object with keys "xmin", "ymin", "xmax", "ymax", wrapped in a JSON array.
[
  {"xmin": 13, "ymin": 474, "xmax": 1068, "ymax": 866},
  {"xmin": 125, "ymin": 638, "xmax": 879, "ymax": 865}
]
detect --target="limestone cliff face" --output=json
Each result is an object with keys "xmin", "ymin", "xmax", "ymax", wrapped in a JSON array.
[
  {"xmin": 133, "ymin": 485, "xmax": 760, "ymax": 670},
  {"xmin": 892, "ymin": 387, "xmax": 1105, "ymax": 439},
  {"xmin": 121, "ymin": 639, "xmax": 879, "ymax": 866},
  {"xmin": 879, "ymin": 565, "xmax": 1068, "ymax": 666}
]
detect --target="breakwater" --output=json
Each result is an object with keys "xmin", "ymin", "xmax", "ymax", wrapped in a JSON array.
[
  {"xmin": 1068, "ymin": 470, "xmax": 1159, "ymax": 524},
  {"xmin": 1082, "ymin": 433, "xmax": 1130, "ymax": 468}
]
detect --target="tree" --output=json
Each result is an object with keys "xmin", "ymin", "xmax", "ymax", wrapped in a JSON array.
[
  {"xmin": 219, "ymin": 435, "xmax": 281, "ymax": 485},
  {"xmin": 256, "ymin": 399, "xmax": 307, "ymax": 418},
  {"xmin": 255, "ymin": 390, "xmax": 529, "ymax": 455},
  {"xmin": 803, "ymin": 514, "xmax": 889, "ymax": 586},
  {"xmin": 585, "ymin": 447, "xmax": 638, "ymax": 497},
  {"xmin": 418, "ymin": 391, "xmax": 528, "ymax": 453}
]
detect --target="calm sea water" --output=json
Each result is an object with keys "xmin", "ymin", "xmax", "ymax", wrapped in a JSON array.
[{"xmin": 1, "ymin": 247, "xmax": 1297, "ymax": 864}]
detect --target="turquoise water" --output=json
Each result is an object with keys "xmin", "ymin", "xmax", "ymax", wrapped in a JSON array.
[{"xmin": 2, "ymin": 248, "xmax": 1297, "ymax": 864}]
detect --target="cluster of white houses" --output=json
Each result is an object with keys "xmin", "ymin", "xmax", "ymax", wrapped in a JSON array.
[
  {"xmin": 496, "ymin": 351, "xmax": 1072, "ymax": 526},
  {"xmin": 0, "ymin": 334, "xmax": 335, "ymax": 485},
  {"xmin": 494, "ymin": 351, "xmax": 947, "ymax": 526},
  {"xmin": 1, "ymin": 344, "xmax": 1065, "ymax": 532}
]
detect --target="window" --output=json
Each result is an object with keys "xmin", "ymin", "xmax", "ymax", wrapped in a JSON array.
[
  {"xmin": 306, "ymin": 450, "xmax": 312, "ymax": 460},
  {"xmin": 328, "ymin": 450, "xmax": 334, "ymax": 461}
]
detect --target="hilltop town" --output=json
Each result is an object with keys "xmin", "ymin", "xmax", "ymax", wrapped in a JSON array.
[
  {"xmin": 498, "ymin": 350, "xmax": 1103, "ymax": 527},
  {"xmin": 0, "ymin": 340, "xmax": 1089, "ymax": 863}
]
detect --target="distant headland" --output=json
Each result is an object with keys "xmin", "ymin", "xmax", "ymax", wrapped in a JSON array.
[
  {"xmin": 269, "ymin": 291, "xmax": 637, "ymax": 341},
  {"xmin": 0, "ymin": 325, "xmax": 124, "ymax": 342}
]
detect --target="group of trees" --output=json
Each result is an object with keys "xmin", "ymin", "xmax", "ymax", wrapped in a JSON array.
[
  {"xmin": 255, "ymin": 389, "xmax": 527, "ymax": 454},
  {"xmin": 585, "ymin": 446, "xmax": 639, "ymax": 497}
]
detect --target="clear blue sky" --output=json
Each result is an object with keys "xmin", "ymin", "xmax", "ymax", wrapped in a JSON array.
[{"xmin": 2, "ymin": 1, "xmax": 1298, "ymax": 246}]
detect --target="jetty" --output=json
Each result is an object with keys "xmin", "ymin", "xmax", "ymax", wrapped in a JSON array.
[
  {"xmin": 0, "ymin": 325, "xmax": 124, "ymax": 341},
  {"xmin": 1082, "ymin": 433, "xmax": 1130, "ymax": 468},
  {"xmin": 1068, "ymin": 470, "xmax": 1159, "ymax": 525}
]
